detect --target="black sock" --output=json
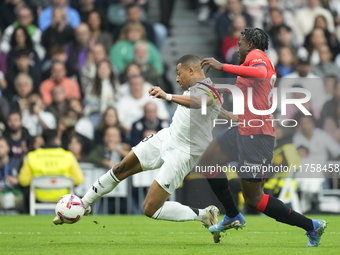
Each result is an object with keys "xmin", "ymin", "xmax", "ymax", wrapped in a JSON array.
[
  {"xmin": 206, "ymin": 172, "xmax": 239, "ymax": 218},
  {"xmin": 263, "ymin": 196, "xmax": 314, "ymax": 231}
]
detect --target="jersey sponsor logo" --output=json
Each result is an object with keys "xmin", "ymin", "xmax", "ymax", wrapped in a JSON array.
[
  {"xmin": 251, "ymin": 58, "xmax": 266, "ymax": 64},
  {"xmin": 207, "ymin": 84, "xmax": 311, "ymax": 116},
  {"xmin": 242, "ymin": 160, "xmax": 263, "ymax": 179},
  {"xmin": 164, "ymin": 184, "xmax": 170, "ymax": 189}
]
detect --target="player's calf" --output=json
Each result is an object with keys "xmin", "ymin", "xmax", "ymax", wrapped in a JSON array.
[{"xmin": 143, "ymin": 200, "xmax": 161, "ymax": 218}]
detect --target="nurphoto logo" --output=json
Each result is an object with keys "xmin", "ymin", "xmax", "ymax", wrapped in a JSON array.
[{"xmin": 200, "ymin": 84, "xmax": 312, "ymax": 128}]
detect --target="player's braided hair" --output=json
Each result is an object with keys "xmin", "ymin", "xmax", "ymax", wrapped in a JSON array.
[{"xmin": 241, "ymin": 28, "xmax": 269, "ymax": 51}]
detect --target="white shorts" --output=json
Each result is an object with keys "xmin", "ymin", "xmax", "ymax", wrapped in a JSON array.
[{"xmin": 132, "ymin": 129, "xmax": 200, "ymax": 194}]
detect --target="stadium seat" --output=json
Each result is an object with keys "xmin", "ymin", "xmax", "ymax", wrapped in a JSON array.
[{"xmin": 29, "ymin": 176, "xmax": 74, "ymax": 216}]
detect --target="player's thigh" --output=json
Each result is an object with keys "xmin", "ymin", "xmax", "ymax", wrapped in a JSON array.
[
  {"xmin": 202, "ymin": 126, "xmax": 238, "ymax": 164},
  {"xmin": 236, "ymin": 133, "xmax": 275, "ymax": 181},
  {"xmin": 132, "ymin": 131, "xmax": 167, "ymax": 171},
  {"xmin": 197, "ymin": 127, "xmax": 238, "ymax": 178},
  {"xmin": 154, "ymin": 148, "xmax": 195, "ymax": 195},
  {"xmin": 143, "ymin": 180, "xmax": 171, "ymax": 217}
]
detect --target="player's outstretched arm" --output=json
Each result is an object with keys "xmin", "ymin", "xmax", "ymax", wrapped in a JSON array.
[
  {"xmin": 148, "ymin": 86, "xmax": 212, "ymax": 109},
  {"xmin": 201, "ymin": 57, "xmax": 267, "ymax": 78}
]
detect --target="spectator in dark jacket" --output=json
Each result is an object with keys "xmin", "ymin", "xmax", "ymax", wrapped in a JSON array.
[
  {"xmin": 3, "ymin": 110, "xmax": 31, "ymax": 161},
  {"xmin": 7, "ymin": 26, "xmax": 41, "ymax": 71},
  {"xmin": 10, "ymin": 73, "xmax": 34, "ymax": 112},
  {"xmin": 0, "ymin": 0, "xmax": 38, "ymax": 33},
  {"xmin": 319, "ymin": 81, "xmax": 340, "ymax": 128},
  {"xmin": 5, "ymin": 49, "xmax": 41, "ymax": 99},
  {"xmin": 215, "ymin": 0, "xmax": 253, "ymax": 51},
  {"xmin": 130, "ymin": 102, "xmax": 169, "ymax": 146},
  {"xmin": 94, "ymin": 107, "xmax": 127, "ymax": 145},
  {"xmin": 0, "ymin": 137, "xmax": 24, "ymax": 212},
  {"xmin": 87, "ymin": 126, "xmax": 130, "ymax": 168},
  {"xmin": 64, "ymin": 23, "xmax": 91, "ymax": 73},
  {"xmin": 113, "ymin": 3, "xmax": 156, "ymax": 45},
  {"xmin": 41, "ymin": 7, "xmax": 75, "ymax": 57}
]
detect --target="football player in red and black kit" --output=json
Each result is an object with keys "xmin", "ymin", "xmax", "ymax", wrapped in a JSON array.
[{"xmin": 199, "ymin": 28, "xmax": 326, "ymax": 247}]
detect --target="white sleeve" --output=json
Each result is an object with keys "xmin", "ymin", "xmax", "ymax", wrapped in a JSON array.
[
  {"xmin": 154, "ymin": 99, "xmax": 170, "ymax": 120},
  {"xmin": 32, "ymin": 27, "xmax": 45, "ymax": 60},
  {"xmin": 324, "ymin": 9, "xmax": 335, "ymax": 33},
  {"xmin": 293, "ymin": 133, "xmax": 304, "ymax": 148},
  {"xmin": 323, "ymin": 131, "xmax": 340, "ymax": 158},
  {"xmin": 40, "ymin": 111, "xmax": 57, "ymax": 129},
  {"xmin": 116, "ymin": 99, "xmax": 129, "ymax": 127},
  {"xmin": 0, "ymin": 26, "xmax": 13, "ymax": 53}
]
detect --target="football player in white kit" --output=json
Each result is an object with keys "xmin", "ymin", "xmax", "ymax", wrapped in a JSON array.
[{"xmin": 53, "ymin": 55, "xmax": 235, "ymax": 243}]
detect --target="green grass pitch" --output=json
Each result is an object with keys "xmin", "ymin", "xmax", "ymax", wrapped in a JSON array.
[{"xmin": 0, "ymin": 215, "xmax": 339, "ymax": 255}]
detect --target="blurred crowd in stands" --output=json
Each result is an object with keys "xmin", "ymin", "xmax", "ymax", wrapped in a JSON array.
[{"xmin": 0, "ymin": 0, "xmax": 340, "ymax": 213}]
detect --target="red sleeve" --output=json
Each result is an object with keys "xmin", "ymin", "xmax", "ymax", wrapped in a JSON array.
[{"xmin": 222, "ymin": 64, "xmax": 267, "ymax": 78}]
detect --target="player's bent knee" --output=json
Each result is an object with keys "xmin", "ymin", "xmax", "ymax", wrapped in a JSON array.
[{"xmin": 244, "ymin": 194, "xmax": 263, "ymax": 209}]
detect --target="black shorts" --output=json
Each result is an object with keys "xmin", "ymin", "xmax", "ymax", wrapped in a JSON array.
[{"xmin": 216, "ymin": 126, "xmax": 275, "ymax": 182}]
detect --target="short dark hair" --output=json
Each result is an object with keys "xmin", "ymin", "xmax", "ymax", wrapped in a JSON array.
[
  {"xmin": 296, "ymin": 114, "xmax": 317, "ymax": 126},
  {"xmin": 42, "ymin": 129, "xmax": 59, "ymax": 147},
  {"xmin": 277, "ymin": 24, "xmax": 292, "ymax": 33},
  {"xmin": 8, "ymin": 109, "xmax": 22, "ymax": 119},
  {"xmin": 14, "ymin": 48, "xmax": 31, "ymax": 59},
  {"xmin": 126, "ymin": 3, "xmax": 140, "ymax": 11},
  {"xmin": 176, "ymin": 54, "xmax": 201, "ymax": 67},
  {"xmin": 240, "ymin": 28, "xmax": 269, "ymax": 51},
  {"xmin": 50, "ymin": 45, "xmax": 65, "ymax": 56}
]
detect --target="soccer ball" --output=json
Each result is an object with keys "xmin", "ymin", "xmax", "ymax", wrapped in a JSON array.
[{"xmin": 55, "ymin": 194, "xmax": 85, "ymax": 224}]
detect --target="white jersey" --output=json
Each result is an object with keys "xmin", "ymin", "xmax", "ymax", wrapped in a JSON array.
[{"xmin": 168, "ymin": 77, "xmax": 223, "ymax": 155}]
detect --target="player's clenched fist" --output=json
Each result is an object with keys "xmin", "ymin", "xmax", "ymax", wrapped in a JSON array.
[
  {"xmin": 201, "ymin": 57, "xmax": 224, "ymax": 73},
  {"xmin": 149, "ymin": 86, "xmax": 166, "ymax": 99}
]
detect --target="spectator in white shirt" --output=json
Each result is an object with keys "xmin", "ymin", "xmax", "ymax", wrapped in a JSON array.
[
  {"xmin": 277, "ymin": 56, "xmax": 327, "ymax": 110},
  {"xmin": 293, "ymin": 115, "xmax": 340, "ymax": 165},
  {"xmin": 116, "ymin": 75, "xmax": 169, "ymax": 133},
  {"xmin": 120, "ymin": 63, "xmax": 154, "ymax": 96},
  {"xmin": 0, "ymin": 7, "xmax": 45, "ymax": 60},
  {"xmin": 295, "ymin": 0, "xmax": 335, "ymax": 44},
  {"xmin": 293, "ymin": 114, "xmax": 340, "ymax": 212},
  {"xmin": 83, "ymin": 60, "xmax": 121, "ymax": 128},
  {"xmin": 21, "ymin": 93, "xmax": 57, "ymax": 136}
]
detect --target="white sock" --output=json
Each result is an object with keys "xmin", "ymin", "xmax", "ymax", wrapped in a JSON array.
[
  {"xmin": 82, "ymin": 170, "xmax": 120, "ymax": 208},
  {"xmin": 152, "ymin": 201, "xmax": 205, "ymax": 222}
]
